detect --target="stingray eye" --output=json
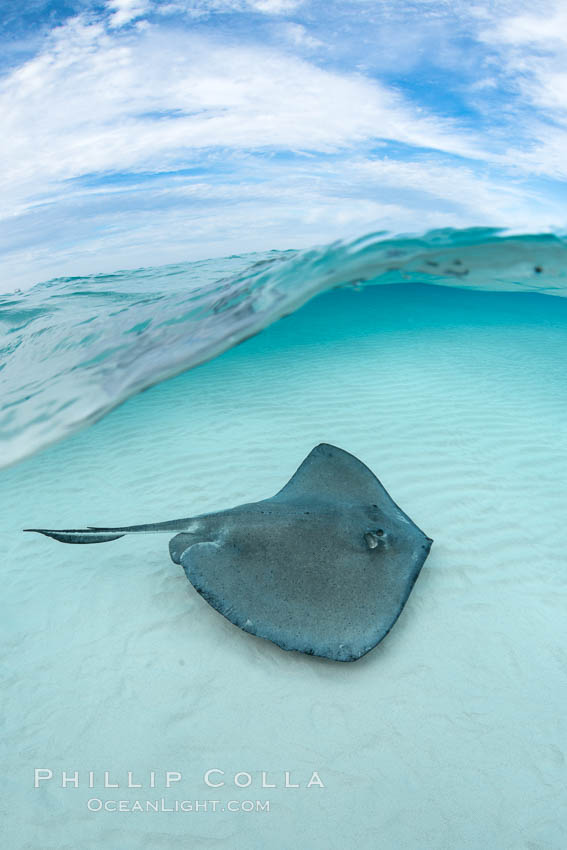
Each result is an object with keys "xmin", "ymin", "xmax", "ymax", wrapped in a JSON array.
[{"xmin": 364, "ymin": 530, "xmax": 386, "ymax": 549}]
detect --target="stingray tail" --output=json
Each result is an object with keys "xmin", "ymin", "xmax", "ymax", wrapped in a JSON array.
[{"xmin": 24, "ymin": 519, "xmax": 190, "ymax": 545}]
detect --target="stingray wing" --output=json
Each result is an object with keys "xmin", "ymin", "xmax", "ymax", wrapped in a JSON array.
[{"xmin": 271, "ymin": 443, "xmax": 406, "ymax": 516}]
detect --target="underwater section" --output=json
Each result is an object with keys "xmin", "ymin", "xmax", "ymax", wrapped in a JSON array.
[{"xmin": 2, "ymin": 281, "xmax": 567, "ymax": 848}]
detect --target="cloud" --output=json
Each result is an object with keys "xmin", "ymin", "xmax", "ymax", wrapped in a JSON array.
[
  {"xmin": 151, "ymin": 0, "xmax": 304, "ymax": 17},
  {"xmin": 106, "ymin": 0, "xmax": 151, "ymax": 27},
  {"xmin": 482, "ymin": 2, "xmax": 567, "ymax": 111},
  {"xmin": 280, "ymin": 22, "xmax": 322, "ymax": 49},
  {"xmin": 0, "ymin": 14, "xmax": 488, "ymax": 220},
  {"xmin": 486, "ymin": 4, "xmax": 567, "ymax": 47},
  {"xmin": 1, "ymin": 1, "xmax": 566, "ymax": 291},
  {"xmin": 476, "ymin": 1, "xmax": 567, "ymax": 179},
  {"xmin": 249, "ymin": 0, "xmax": 303, "ymax": 11}
]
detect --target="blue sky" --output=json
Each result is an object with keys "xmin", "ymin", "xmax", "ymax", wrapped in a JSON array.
[{"xmin": 1, "ymin": 0, "xmax": 567, "ymax": 290}]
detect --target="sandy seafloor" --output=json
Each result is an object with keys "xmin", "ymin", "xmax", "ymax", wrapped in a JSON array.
[{"xmin": 2, "ymin": 282, "xmax": 567, "ymax": 849}]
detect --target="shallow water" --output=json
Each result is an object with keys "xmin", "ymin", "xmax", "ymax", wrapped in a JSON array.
[
  {"xmin": 2, "ymin": 280, "xmax": 566, "ymax": 849},
  {"xmin": 2, "ymin": 228, "xmax": 567, "ymax": 468}
]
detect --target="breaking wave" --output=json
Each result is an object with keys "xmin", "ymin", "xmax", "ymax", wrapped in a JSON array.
[{"xmin": 1, "ymin": 227, "xmax": 566, "ymax": 467}]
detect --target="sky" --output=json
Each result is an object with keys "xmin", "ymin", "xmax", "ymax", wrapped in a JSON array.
[{"xmin": 1, "ymin": 0, "xmax": 567, "ymax": 290}]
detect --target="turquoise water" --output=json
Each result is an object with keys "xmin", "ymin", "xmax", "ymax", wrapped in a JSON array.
[
  {"xmin": 2, "ymin": 228, "xmax": 566, "ymax": 467},
  {"xmin": 2, "ymin": 232, "xmax": 567, "ymax": 849}
]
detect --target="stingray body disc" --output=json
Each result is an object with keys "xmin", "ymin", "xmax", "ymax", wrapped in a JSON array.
[{"xmin": 179, "ymin": 444, "xmax": 432, "ymax": 661}]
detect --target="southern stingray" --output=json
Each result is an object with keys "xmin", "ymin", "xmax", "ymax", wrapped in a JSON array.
[{"xmin": 25, "ymin": 444, "xmax": 432, "ymax": 661}]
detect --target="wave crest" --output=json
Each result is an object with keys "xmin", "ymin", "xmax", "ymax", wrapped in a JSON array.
[{"xmin": 1, "ymin": 227, "xmax": 566, "ymax": 467}]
